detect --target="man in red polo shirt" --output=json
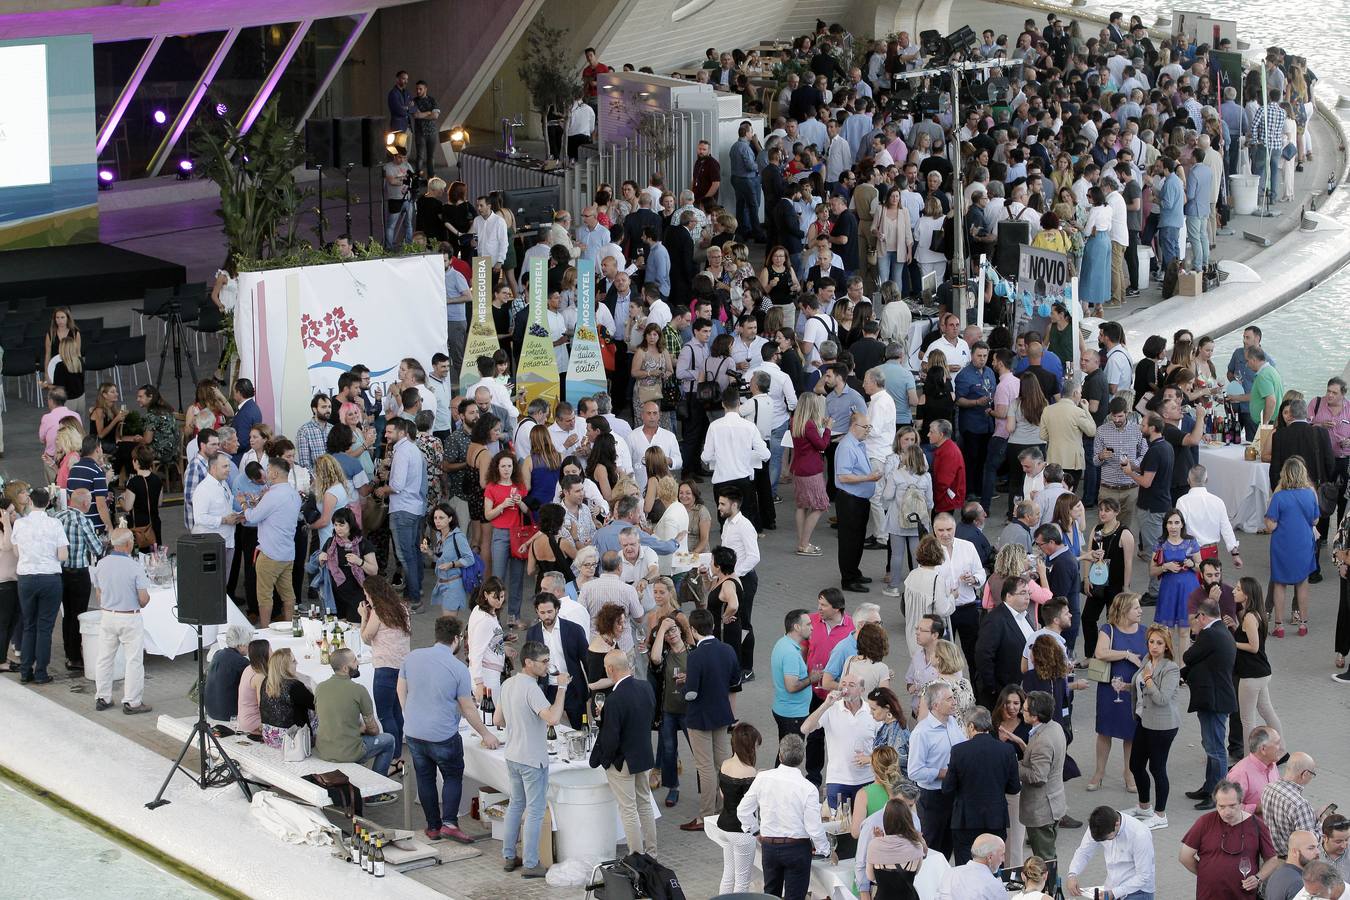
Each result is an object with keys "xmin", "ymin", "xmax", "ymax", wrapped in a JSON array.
[
  {"xmin": 802, "ymin": 588, "xmax": 854, "ymax": 787},
  {"xmin": 929, "ymin": 419, "xmax": 967, "ymax": 514},
  {"xmin": 581, "ymin": 47, "xmax": 611, "ymax": 102}
]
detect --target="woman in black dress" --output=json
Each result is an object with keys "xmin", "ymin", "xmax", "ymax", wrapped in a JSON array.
[
  {"xmin": 865, "ymin": 797, "xmax": 928, "ymax": 900},
  {"xmin": 918, "ymin": 348, "xmax": 956, "ymax": 431},
  {"xmin": 1082, "ymin": 498, "xmax": 1136, "ymax": 658},
  {"xmin": 525, "ymin": 503, "xmax": 576, "ymax": 592},
  {"xmin": 317, "ymin": 508, "xmax": 378, "ymax": 621},
  {"xmin": 124, "ymin": 446, "xmax": 163, "ymax": 550},
  {"xmin": 441, "ymin": 180, "xmax": 475, "ymax": 258},
  {"xmin": 707, "ymin": 546, "xmax": 742, "ymax": 653},
  {"xmin": 585, "ymin": 604, "xmax": 626, "ymax": 721}
]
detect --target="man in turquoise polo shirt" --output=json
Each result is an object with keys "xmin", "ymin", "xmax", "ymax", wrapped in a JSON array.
[{"xmin": 771, "ymin": 609, "xmax": 815, "ymax": 745}]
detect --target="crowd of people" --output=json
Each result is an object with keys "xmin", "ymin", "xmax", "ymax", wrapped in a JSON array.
[{"xmin": 1, "ymin": 10, "xmax": 1345, "ymax": 900}]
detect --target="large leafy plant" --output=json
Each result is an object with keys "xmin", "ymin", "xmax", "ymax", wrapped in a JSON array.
[
  {"xmin": 518, "ymin": 22, "xmax": 583, "ymax": 158},
  {"xmin": 193, "ymin": 100, "xmax": 309, "ymax": 262}
]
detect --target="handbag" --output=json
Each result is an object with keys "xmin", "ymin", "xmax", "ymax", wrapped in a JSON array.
[
  {"xmin": 1084, "ymin": 625, "xmax": 1113, "ymax": 683},
  {"xmin": 930, "ymin": 572, "xmax": 956, "ymax": 617},
  {"xmin": 510, "ymin": 510, "xmax": 539, "ymax": 560},
  {"xmin": 928, "ymin": 223, "xmax": 947, "ymax": 254},
  {"xmin": 1088, "ymin": 560, "xmax": 1111, "ymax": 586},
  {"xmin": 360, "ymin": 494, "xmax": 387, "ymax": 533},
  {"xmin": 282, "ymin": 724, "xmax": 312, "ymax": 762},
  {"xmin": 677, "ymin": 569, "xmax": 709, "ymax": 608},
  {"xmin": 131, "ymin": 523, "xmax": 157, "ymax": 551},
  {"xmin": 661, "ymin": 376, "xmax": 681, "ymax": 412},
  {"xmin": 1319, "ymin": 481, "xmax": 1340, "ymax": 518},
  {"xmin": 1281, "ymin": 142, "xmax": 1297, "ymax": 162},
  {"xmin": 304, "ymin": 770, "xmax": 363, "ymax": 817}
]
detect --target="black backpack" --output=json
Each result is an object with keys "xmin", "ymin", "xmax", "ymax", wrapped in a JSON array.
[{"xmin": 622, "ymin": 851, "xmax": 686, "ymax": 900}]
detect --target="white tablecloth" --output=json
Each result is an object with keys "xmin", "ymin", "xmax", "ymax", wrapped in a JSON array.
[
  {"xmin": 142, "ymin": 583, "xmax": 253, "ymax": 659},
  {"xmin": 459, "ymin": 721, "xmax": 659, "ymax": 862},
  {"xmin": 1197, "ymin": 444, "xmax": 1271, "ymax": 533},
  {"xmin": 812, "ymin": 847, "xmax": 950, "ymax": 900},
  {"xmin": 906, "ymin": 317, "xmax": 938, "ymax": 371},
  {"xmin": 213, "ymin": 619, "xmax": 374, "ymax": 694}
]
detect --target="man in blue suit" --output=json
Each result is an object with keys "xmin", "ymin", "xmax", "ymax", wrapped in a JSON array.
[
  {"xmin": 524, "ymin": 592, "xmax": 588, "ymax": 730},
  {"xmin": 680, "ymin": 607, "xmax": 741, "ymax": 832},
  {"xmin": 942, "ymin": 705, "xmax": 1021, "ymax": 865},
  {"xmin": 588, "ymin": 648, "xmax": 658, "ymax": 855}
]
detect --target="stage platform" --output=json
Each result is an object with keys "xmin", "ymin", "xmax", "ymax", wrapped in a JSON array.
[{"xmin": 0, "ymin": 242, "xmax": 185, "ymax": 306}]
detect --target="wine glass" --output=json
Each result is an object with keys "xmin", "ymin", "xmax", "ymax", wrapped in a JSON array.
[
  {"xmin": 1238, "ymin": 857, "xmax": 1252, "ymax": 880},
  {"xmin": 1110, "ymin": 676, "xmax": 1126, "ymax": 703},
  {"xmin": 594, "ymin": 693, "xmax": 606, "ymax": 720}
]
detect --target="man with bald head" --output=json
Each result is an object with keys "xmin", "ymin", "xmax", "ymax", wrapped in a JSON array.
[
  {"xmin": 589, "ymin": 647, "xmax": 657, "ymax": 855},
  {"xmin": 1263, "ymin": 753, "xmax": 1328, "ymax": 856},
  {"xmin": 1267, "ymin": 831, "xmax": 1324, "ymax": 900},
  {"xmin": 92, "ymin": 528, "xmax": 153, "ymax": 714},
  {"xmin": 1297, "ymin": 860, "xmax": 1348, "ymax": 900},
  {"xmin": 936, "ymin": 833, "xmax": 1006, "ymax": 898}
]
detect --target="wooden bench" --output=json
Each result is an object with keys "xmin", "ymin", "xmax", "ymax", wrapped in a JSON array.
[{"xmin": 157, "ymin": 716, "xmax": 401, "ymax": 808}]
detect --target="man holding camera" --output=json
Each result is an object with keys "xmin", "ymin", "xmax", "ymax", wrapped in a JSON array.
[{"xmin": 383, "ymin": 149, "xmax": 414, "ymax": 248}]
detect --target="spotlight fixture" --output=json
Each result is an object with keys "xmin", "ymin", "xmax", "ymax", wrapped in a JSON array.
[
  {"xmin": 215, "ymin": 103, "xmax": 228, "ymax": 117},
  {"xmin": 152, "ymin": 109, "xmax": 167, "ymax": 125},
  {"xmin": 176, "ymin": 158, "xmax": 194, "ymax": 180},
  {"xmin": 448, "ymin": 127, "xmax": 468, "ymax": 152},
  {"xmin": 97, "ymin": 169, "xmax": 115, "ymax": 190},
  {"xmin": 384, "ymin": 130, "xmax": 408, "ymax": 155}
]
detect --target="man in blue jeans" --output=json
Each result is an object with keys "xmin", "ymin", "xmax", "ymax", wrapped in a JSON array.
[
  {"xmin": 399, "ymin": 615, "xmax": 500, "ymax": 843},
  {"xmin": 494, "ymin": 640, "xmax": 569, "ymax": 877},
  {"xmin": 736, "ymin": 734, "xmax": 829, "ymax": 899},
  {"xmin": 12, "ymin": 487, "xmax": 69, "ymax": 684},
  {"xmin": 377, "ymin": 418, "xmax": 426, "ymax": 607},
  {"xmin": 1181, "ymin": 598, "xmax": 1238, "ymax": 807},
  {"xmin": 314, "ymin": 649, "xmax": 397, "ymax": 801}
]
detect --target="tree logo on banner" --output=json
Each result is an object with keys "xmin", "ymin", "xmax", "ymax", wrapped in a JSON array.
[{"xmin": 299, "ymin": 306, "xmax": 359, "ymax": 361}]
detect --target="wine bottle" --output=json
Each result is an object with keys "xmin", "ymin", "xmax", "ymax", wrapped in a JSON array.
[
  {"xmin": 481, "ymin": 689, "xmax": 495, "ymax": 728},
  {"xmin": 373, "ymin": 839, "xmax": 386, "ymax": 878},
  {"xmin": 356, "ymin": 827, "xmax": 366, "ymax": 869},
  {"xmin": 291, "ymin": 609, "xmax": 303, "ymax": 637},
  {"xmin": 362, "ymin": 830, "xmax": 373, "ymax": 874},
  {"xmin": 547, "ymin": 722, "xmax": 558, "ymax": 755},
  {"xmin": 319, "ymin": 637, "xmax": 330, "ymax": 666},
  {"xmin": 349, "ymin": 819, "xmax": 360, "ymax": 864}
]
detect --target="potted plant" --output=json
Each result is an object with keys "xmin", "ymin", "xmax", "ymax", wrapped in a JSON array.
[{"xmin": 517, "ymin": 22, "xmax": 583, "ymax": 162}]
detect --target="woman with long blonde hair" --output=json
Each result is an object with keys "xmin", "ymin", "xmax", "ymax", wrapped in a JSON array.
[
  {"xmin": 258, "ymin": 647, "xmax": 316, "ymax": 750},
  {"xmin": 54, "ymin": 421, "xmax": 85, "ymax": 489},
  {"xmin": 1266, "ymin": 456, "xmax": 1320, "ymax": 636},
  {"xmin": 917, "ymin": 638, "xmax": 975, "ymax": 724},
  {"xmin": 309, "ymin": 454, "xmax": 355, "ymax": 549},
  {"xmin": 790, "ymin": 392, "xmax": 831, "ymax": 555},
  {"xmin": 42, "ymin": 308, "xmax": 86, "ymax": 415}
]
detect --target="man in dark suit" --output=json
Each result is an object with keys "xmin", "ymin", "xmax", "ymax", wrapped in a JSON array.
[
  {"xmin": 680, "ymin": 607, "xmax": 741, "ymax": 832},
  {"xmin": 974, "ymin": 576, "xmax": 1035, "ymax": 710},
  {"xmin": 761, "ymin": 148, "xmax": 788, "ymax": 247},
  {"xmin": 1038, "ymin": 523, "xmax": 1083, "ymax": 662},
  {"xmin": 620, "ymin": 191, "xmax": 662, "ymax": 260},
  {"xmin": 942, "ymin": 706, "xmax": 1021, "ymax": 864},
  {"xmin": 788, "ymin": 81, "xmax": 823, "ymax": 124},
  {"xmin": 588, "ymin": 648, "xmax": 658, "ymax": 854},
  {"xmin": 663, "ymin": 210, "xmax": 696, "ymax": 309},
  {"xmin": 1181, "ymin": 596, "xmax": 1239, "ymax": 809},
  {"xmin": 524, "ymin": 592, "xmax": 588, "ymax": 730}
]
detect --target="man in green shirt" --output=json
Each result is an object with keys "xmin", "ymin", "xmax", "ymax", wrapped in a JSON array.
[
  {"xmin": 315, "ymin": 649, "xmax": 397, "ymax": 791},
  {"xmin": 1245, "ymin": 346, "xmax": 1284, "ymax": 426}
]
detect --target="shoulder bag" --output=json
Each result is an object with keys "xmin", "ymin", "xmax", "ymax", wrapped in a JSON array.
[
  {"xmin": 1084, "ymin": 624, "xmax": 1113, "ymax": 683},
  {"xmin": 930, "ymin": 572, "xmax": 956, "ymax": 617},
  {"xmin": 510, "ymin": 509, "xmax": 539, "ymax": 560}
]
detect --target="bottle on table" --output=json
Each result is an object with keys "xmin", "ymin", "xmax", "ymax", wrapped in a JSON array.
[
  {"xmin": 291, "ymin": 609, "xmax": 303, "ymax": 637},
  {"xmin": 372, "ymin": 839, "xmax": 386, "ymax": 877},
  {"xmin": 319, "ymin": 637, "xmax": 331, "ymax": 666},
  {"xmin": 546, "ymin": 723, "xmax": 558, "ymax": 755},
  {"xmin": 480, "ymin": 689, "xmax": 495, "ymax": 728}
]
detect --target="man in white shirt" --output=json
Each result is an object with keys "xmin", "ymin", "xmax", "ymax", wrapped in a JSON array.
[
  {"xmin": 715, "ymin": 487, "xmax": 762, "ymax": 677},
  {"xmin": 547, "ymin": 401, "xmax": 588, "ymax": 459},
  {"xmin": 703, "ymin": 387, "xmax": 770, "ymax": 531},
  {"xmin": 862, "ymin": 367, "xmax": 897, "ymax": 542},
  {"xmin": 191, "ymin": 452, "xmax": 243, "ymax": 580},
  {"xmin": 627, "ymin": 400, "xmax": 682, "ymax": 490},
  {"xmin": 592, "ymin": 392, "xmax": 633, "ymax": 445},
  {"xmin": 617, "ymin": 527, "xmax": 659, "ymax": 613},
  {"xmin": 825, "ymin": 119, "xmax": 853, "ymax": 188},
  {"xmin": 12, "ymin": 487, "xmax": 70, "ymax": 684},
  {"xmin": 730, "ymin": 315, "xmax": 768, "ymax": 372},
  {"xmin": 756, "ymin": 343, "xmax": 798, "ymax": 496},
  {"xmin": 469, "ymin": 195, "xmax": 509, "ymax": 270},
  {"xmin": 929, "ymin": 313, "xmax": 972, "ymax": 373},
  {"xmin": 936, "ymin": 834, "xmax": 1007, "ymax": 900},
  {"xmin": 565, "ymin": 98, "xmax": 595, "ymax": 161},
  {"xmin": 1102, "ymin": 176, "xmax": 1129, "ymax": 306},
  {"xmin": 1176, "ymin": 465, "xmax": 1243, "ymax": 565},
  {"xmin": 801, "ymin": 672, "xmax": 880, "ymax": 807},
  {"xmin": 513, "ymin": 399, "xmax": 549, "ymax": 461},
  {"xmin": 737, "ymin": 734, "xmax": 830, "ymax": 895},
  {"xmin": 934, "ymin": 512, "xmax": 987, "ymax": 668},
  {"xmin": 1066, "ymin": 805, "xmax": 1157, "ymax": 899}
]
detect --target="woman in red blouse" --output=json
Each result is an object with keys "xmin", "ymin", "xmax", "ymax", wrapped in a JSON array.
[{"xmin": 790, "ymin": 392, "xmax": 831, "ymax": 556}]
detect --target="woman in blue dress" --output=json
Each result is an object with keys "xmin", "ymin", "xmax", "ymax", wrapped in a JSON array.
[
  {"xmin": 1265, "ymin": 457, "xmax": 1321, "ymax": 638},
  {"xmin": 1149, "ymin": 508, "xmax": 1202, "ymax": 654},
  {"xmin": 1078, "ymin": 186, "xmax": 1113, "ymax": 316},
  {"xmin": 423, "ymin": 502, "xmax": 475, "ymax": 611},
  {"xmin": 1089, "ymin": 591, "xmax": 1146, "ymax": 792}
]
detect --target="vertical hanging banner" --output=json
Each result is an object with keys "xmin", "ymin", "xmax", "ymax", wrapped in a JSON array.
[
  {"xmin": 516, "ymin": 257, "xmax": 560, "ymax": 415},
  {"xmin": 566, "ymin": 257, "xmax": 607, "ymax": 405},
  {"xmin": 460, "ymin": 256, "xmax": 500, "ymax": 388}
]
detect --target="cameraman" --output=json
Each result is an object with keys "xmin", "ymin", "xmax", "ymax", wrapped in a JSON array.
[{"xmin": 383, "ymin": 150, "xmax": 414, "ymax": 248}]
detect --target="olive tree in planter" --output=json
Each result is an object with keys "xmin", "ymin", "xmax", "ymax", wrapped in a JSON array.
[{"xmin": 518, "ymin": 22, "xmax": 583, "ymax": 161}]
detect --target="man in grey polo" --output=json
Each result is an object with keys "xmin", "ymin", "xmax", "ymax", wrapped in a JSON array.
[{"xmin": 92, "ymin": 529, "xmax": 153, "ymax": 714}]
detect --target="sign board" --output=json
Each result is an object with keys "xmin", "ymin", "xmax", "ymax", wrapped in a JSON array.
[
  {"xmin": 460, "ymin": 256, "xmax": 501, "ymax": 388},
  {"xmin": 565, "ymin": 258, "xmax": 607, "ymax": 404},
  {"xmin": 234, "ymin": 254, "xmax": 447, "ymax": 436},
  {"xmin": 516, "ymin": 256, "xmax": 561, "ymax": 415}
]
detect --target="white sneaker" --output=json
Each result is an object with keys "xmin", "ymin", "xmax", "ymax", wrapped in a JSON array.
[
  {"xmin": 1119, "ymin": 806, "xmax": 1149, "ymax": 818},
  {"xmin": 1142, "ymin": 813, "xmax": 1169, "ymax": 830},
  {"xmin": 882, "ymin": 587, "xmax": 901, "ymax": 597}
]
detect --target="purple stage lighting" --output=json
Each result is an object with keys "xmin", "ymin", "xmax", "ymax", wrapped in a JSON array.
[
  {"xmin": 178, "ymin": 159, "xmax": 194, "ymax": 172},
  {"xmin": 152, "ymin": 108, "xmax": 167, "ymax": 125},
  {"xmin": 98, "ymin": 169, "xmax": 115, "ymax": 182},
  {"xmin": 215, "ymin": 102, "xmax": 228, "ymax": 116}
]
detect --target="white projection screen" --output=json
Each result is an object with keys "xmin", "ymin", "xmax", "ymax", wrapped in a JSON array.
[{"xmin": 0, "ymin": 43, "xmax": 52, "ymax": 189}]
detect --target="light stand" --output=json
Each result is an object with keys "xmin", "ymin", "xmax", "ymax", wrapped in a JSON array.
[
  {"xmin": 367, "ymin": 164, "xmax": 376, "ymax": 242},
  {"xmin": 147, "ymin": 624, "xmax": 251, "ymax": 809},
  {"xmin": 343, "ymin": 163, "xmax": 356, "ymax": 238},
  {"xmin": 315, "ymin": 164, "xmax": 326, "ymax": 248},
  {"xmin": 155, "ymin": 300, "xmax": 199, "ymax": 412},
  {"xmin": 892, "ymin": 56, "xmax": 1003, "ymax": 319}
]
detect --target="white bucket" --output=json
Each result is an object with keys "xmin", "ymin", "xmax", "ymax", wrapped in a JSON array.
[
  {"xmin": 550, "ymin": 782, "xmax": 619, "ymax": 862},
  {"xmin": 1137, "ymin": 246, "xmax": 1154, "ymax": 289},
  {"xmin": 79, "ymin": 610, "xmax": 125, "ymax": 682},
  {"xmin": 1230, "ymin": 174, "xmax": 1260, "ymax": 216}
]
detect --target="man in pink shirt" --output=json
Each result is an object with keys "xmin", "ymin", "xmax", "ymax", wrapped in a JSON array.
[
  {"xmin": 38, "ymin": 387, "xmax": 79, "ymax": 480},
  {"xmin": 1227, "ymin": 725, "xmax": 1283, "ymax": 815},
  {"xmin": 981, "ymin": 349, "xmax": 1020, "ymax": 515},
  {"xmin": 802, "ymin": 588, "xmax": 854, "ymax": 787}
]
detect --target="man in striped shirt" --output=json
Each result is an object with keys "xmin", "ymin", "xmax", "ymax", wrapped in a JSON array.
[{"xmin": 1092, "ymin": 397, "xmax": 1147, "ymax": 529}]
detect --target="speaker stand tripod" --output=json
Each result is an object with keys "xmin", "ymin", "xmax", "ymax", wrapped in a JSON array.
[
  {"xmin": 154, "ymin": 302, "xmax": 198, "ymax": 412},
  {"xmin": 147, "ymin": 625, "xmax": 252, "ymax": 809}
]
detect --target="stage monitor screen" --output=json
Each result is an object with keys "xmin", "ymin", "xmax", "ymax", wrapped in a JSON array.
[{"xmin": 0, "ymin": 35, "xmax": 97, "ymax": 250}]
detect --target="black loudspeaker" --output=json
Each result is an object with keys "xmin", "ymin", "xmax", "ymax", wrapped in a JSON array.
[
  {"xmin": 360, "ymin": 116, "xmax": 386, "ymax": 168},
  {"xmin": 335, "ymin": 117, "xmax": 366, "ymax": 168},
  {"xmin": 996, "ymin": 221, "xmax": 1030, "ymax": 280},
  {"xmin": 176, "ymin": 533, "xmax": 228, "ymax": 626},
  {"xmin": 304, "ymin": 118, "xmax": 336, "ymax": 170}
]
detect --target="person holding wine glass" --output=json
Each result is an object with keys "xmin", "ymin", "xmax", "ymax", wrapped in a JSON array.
[
  {"xmin": 1122, "ymin": 625, "xmax": 1182, "ymax": 831},
  {"xmin": 1179, "ymin": 780, "xmax": 1282, "ymax": 896},
  {"xmin": 1089, "ymin": 592, "xmax": 1146, "ymax": 793}
]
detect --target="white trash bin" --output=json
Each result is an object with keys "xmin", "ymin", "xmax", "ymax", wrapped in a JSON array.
[
  {"xmin": 1230, "ymin": 174, "xmax": 1259, "ymax": 216},
  {"xmin": 550, "ymin": 781, "xmax": 618, "ymax": 862},
  {"xmin": 79, "ymin": 610, "xmax": 124, "ymax": 682},
  {"xmin": 1137, "ymin": 245, "xmax": 1154, "ymax": 289}
]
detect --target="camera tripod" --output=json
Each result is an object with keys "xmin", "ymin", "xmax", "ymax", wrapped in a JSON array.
[{"xmin": 155, "ymin": 301, "xmax": 198, "ymax": 412}]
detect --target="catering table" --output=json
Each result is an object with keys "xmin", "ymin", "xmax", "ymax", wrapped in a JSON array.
[
  {"xmin": 142, "ymin": 583, "xmax": 253, "ymax": 659},
  {"xmin": 213, "ymin": 618, "xmax": 374, "ymax": 694},
  {"xmin": 1197, "ymin": 443, "xmax": 1272, "ymax": 533},
  {"xmin": 459, "ymin": 721, "xmax": 659, "ymax": 863},
  {"xmin": 811, "ymin": 846, "xmax": 949, "ymax": 900}
]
